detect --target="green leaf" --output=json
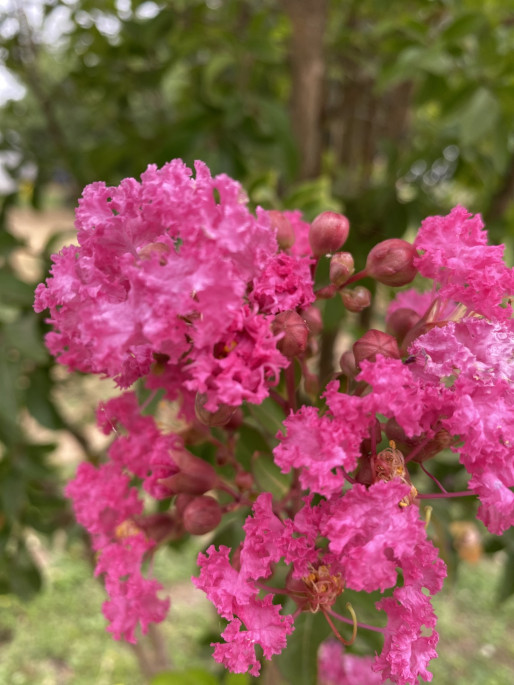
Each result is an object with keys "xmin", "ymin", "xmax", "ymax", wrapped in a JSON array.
[
  {"xmin": 150, "ymin": 670, "xmax": 218, "ymax": 685},
  {"xmin": 247, "ymin": 397, "xmax": 286, "ymax": 438},
  {"xmin": 3, "ymin": 313, "xmax": 49, "ymax": 363},
  {"xmin": 457, "ymin": 88, "xmax": 501, "ymax": 146},
  {"xmin": 26, "ymin": 367, "xmax": 66, "ymax": 430},
  {"xmin": 253, "ymin": 454, "xmax": 292, "ymax": 500},
  {"xmin": 0, "ymin": 270, "xmax": 35, "ymax": 307},
  {"xmin": 225, "ymin": 674, "xmax": 250, "ymax": 685},
  {"xmin": 275, "ymin": 611, "xmax": 330, "ymax": 685}
]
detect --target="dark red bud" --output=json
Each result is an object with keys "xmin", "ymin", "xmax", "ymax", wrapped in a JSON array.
[
  {"xmin": 340, "ymin": 286, "xmax": 371, "ymax": 312},
  {"xmin": 272, "ymin": 310, "xmax": 309, "ymax": 358},
  {"xmin": 195, "ymin": 392, "xmax": 236, "ymax": 427},
  {"xmin": 160, "ymin": 450, "xmax": 217, "ymax": 495},
  {"xmin": 365, "ymin": 239, "xmax": 417, "ymax": 286},
  {"xmin": 309, "ymin": 211, "xmax": 350, "ymax": 257},
  {"xmin": 329, "ymin": 252, "xmax": 355, "ymax": 287},
  {"xmin": 268, "ymin": 210, "xmax": 295, "ymax": 249},
  {"xmin": 134, "ymin": 513, "xmax": 182, "ymax": 544},
  {"xmin": 224, "ymin": 407, "xmax": 244, "ymax": 431},
  {"xmin": 339, "ymin": 350, "xmax": 358, "ymax": 377},
  {"xmin": 386, "ymin": 308, "xmax": 419, "ymax": 342},
  {"xmin": 353, "ymin": 329, "xmax": 400, "ymax": 366},
  {"xmin": 183, "ymin": 495, "xmax": 222, "ymax": 535}
]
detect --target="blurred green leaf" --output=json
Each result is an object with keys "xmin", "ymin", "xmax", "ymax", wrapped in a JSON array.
[{"xmin": 151, "ymin": 670, "xmax": 218, "ymax": 685}]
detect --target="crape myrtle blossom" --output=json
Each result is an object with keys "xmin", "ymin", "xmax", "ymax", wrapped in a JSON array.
[
  {"xmin": 34, "ymin": 160, "xmax": 315, "ymax": 409},
  {"xmin": 34, "ymin": 156, "xmax": 514, "ymax": 683},
  {"xmin": 194, "ymin": 482, "xmax": 444, "ymax": 683},
  {"xmin": 318, "ymin": 641, "xmax": 389, "ymax": 685}
]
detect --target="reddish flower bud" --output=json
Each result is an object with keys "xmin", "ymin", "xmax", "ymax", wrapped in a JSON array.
[
  {"xmin": 272, "ymin": 310, "xmax": 309, "ymax": 358},
  {"xmin": 386, "ymin": 307, "xmax": 419, "ymax": 342},
  {"xmin": 183, "ymin": 495, "xmax": 222, "ymax": 535},
  {"xmin": 135, "ymin": 513, "xmax": 182, "ymax": 544},
  {"xmin": 339, "ymin": 350, "xmax": 358, "ymax": 377},
  {"xmin": 365, "ymin": 238, "xmax": 417, "ymax": 286},
  {"xmin": 301, "ymin": 305, "xmax": 323, "ymax": 335},
  {"xmin": 309, "ymin": 211, "xmax": 350, "ymax": 257},
  {"xmin": 235, "ymin": 470, "xmax": 254, "ymax": 491},
  {"xmin": 340, "ymin": 286, "xmax": 371, "ymax": 312},
  {"xmin": 159, "ymin": 450, "xmax": 218, "ymax": 495},
  {"xmin": 268, "ymin": 210, "xmax": 295, "ymax": 249},
  {"xmin": 195, "ymin": 392, "xmax": 236, "ymax": 427},
  {"xmin": 353, "ymin": 329, "xmax": 400, "ymax": 366},
  {"xmin": 329, "ymin": 251, "xmax": 355, "ymax": 287},
  {"xmin": 175, "ymin": 494, "xmax": 195, "ymax": 517}
]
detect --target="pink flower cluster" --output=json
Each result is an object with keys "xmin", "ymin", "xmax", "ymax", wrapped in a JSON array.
[
  {"xmin": 194, "ymin": 481, "xmax": 444, "ymax": 682},
  {"xmin": 35, "ymin": 156, "xmax": 514, "ymax": 685},
  {"xmin": 35, "ymin": 160, "xmax": 314, "ymax": 410}
]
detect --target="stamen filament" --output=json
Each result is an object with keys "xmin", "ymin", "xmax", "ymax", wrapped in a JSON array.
[
  {"xmin": 327, "ymin": 607, "xmax": 386, "ymax": 634},
  {"xmin": 419, "ymin": 462, "xmax": 447, "ymax": 493},
  {"xmin": 322, "ymin": 602, "xmax": 357, "ymax": 646}
]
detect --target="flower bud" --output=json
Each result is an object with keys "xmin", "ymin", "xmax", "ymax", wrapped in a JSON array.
[
  {"xmin": 195, "ymin": 392, "xmax": 236, "ymax": 427},
  {"xmin": 183, "ymin": 495, "xmax": 222, "ymax": 535},
  {"xmin": 301, "ymin": 305, "xmax": 323, "ymax": 335},
  {"xmin": 272, "ymin": 310, "xmax": 309, "ymax": 358},
  {"xmin": 386, "ymin": 307, "xmax": 419, "ymax": 342},
  {"xmin": 309, "ymin": 211, "xmax": 350, "ymax": 257},
  {"xmin": 175, "ymin": 494, "xmax": 195, "ymax": 517},
  {"xmin": 159, "ymin": 450, "xmax": 218, "ymax": 495},
  {"xmin": 329, "ymin": 252, "xmax": 355, "ymax": 287},
  {"xmin": 235, "ymin": 470, "xmax": 253, "ymax": 491},
  {"xmin": 339, "ymin": 350, "xmax": 357, "ymax": 378},
  {"xmin": 365, "ymin": 239, "xmax": 417, "ymax": 286},
  {"xmin": 268, "ymin": 210, "xmax": 295, "ymax": 249},
  {"xmin": 135, "ymin": 513, "xmax": 181, "ymax": 544},
  {"xmin": 353, "ymin": 329, "xmax": 400, "ymax": 366},
  {"xmin": 340, "ymin": 286, "xmax": 371, "ymax": 312}
]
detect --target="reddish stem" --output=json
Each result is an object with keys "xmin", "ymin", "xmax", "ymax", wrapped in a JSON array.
[
  {"xmin": 418, "ymin": 462, "xmax": 447, "ymax": 493},
  {"xmin": 338, "ymin": 268, "xmax": 367, "ymax": 288}
]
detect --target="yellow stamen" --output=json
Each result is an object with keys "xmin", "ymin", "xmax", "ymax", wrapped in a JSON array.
[{"xmin": 424, "ymin": 505, "xmax": 433, "ymax": 529}]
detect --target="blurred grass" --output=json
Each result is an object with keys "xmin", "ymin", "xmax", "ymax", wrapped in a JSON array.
[{"xmin": 1, "ymin": 538, "xmax": 513, "ymax": 684}]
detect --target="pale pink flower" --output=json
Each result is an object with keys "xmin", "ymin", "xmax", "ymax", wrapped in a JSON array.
[{"xmin": 319, "ymin": 641, "xmax": 385, "ymax": 685}]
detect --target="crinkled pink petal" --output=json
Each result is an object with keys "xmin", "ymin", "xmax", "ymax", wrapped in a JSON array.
[
  {"xmin": 319, "ymin": 641, "xmax": 386, "ymax": 685},
  {"xmin": 374, "ymin": 586, "xmax": 439, "ymax": 685}
]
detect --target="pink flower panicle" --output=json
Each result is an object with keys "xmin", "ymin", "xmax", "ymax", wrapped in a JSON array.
[
  {"xmin": 34, "ymin": 160, "xmax": 316, "ymax": 410},
  {"xmin": 35, "ymin": 158, "xmax": 514, "ymax": 685}
]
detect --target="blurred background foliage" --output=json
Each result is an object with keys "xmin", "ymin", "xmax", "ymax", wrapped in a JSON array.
[{"xmin": 1, "ymin": 0, "xmax": 514, "ymax": 682}]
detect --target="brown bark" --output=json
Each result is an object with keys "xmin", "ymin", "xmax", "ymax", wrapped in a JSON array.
[{"xmin": 282, "ymin": 0, "xmax": 329, "ymax": 179}]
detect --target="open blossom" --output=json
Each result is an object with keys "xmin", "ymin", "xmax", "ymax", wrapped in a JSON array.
[
  {"xmin": 409, "ymin": 319, "xmax": 514, "ymax": 534},
  {"xmin": 374, "ymin": 587, "xmax": 439, "ymax": 685},
  {"xmin": 195, "ymin": 484, "xmax": 445, "ymax": 683},
  {"xmin": 66, "ymin": 460, "xmax": 170, "ymax": 641},
  {"xmin": 319, "ymin": 641, "xmax": 386, "ymax": 685},
  {"xmin": 273, "ymin": 383, "xmax": 374, "ymax": 496},
  {"xmin": 34, "ymin": 160, "xmax": 313, "ymax": 410},
  {"xmin": 413, "ymin": 205, "xmax": 514, "ymax": 320}
]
